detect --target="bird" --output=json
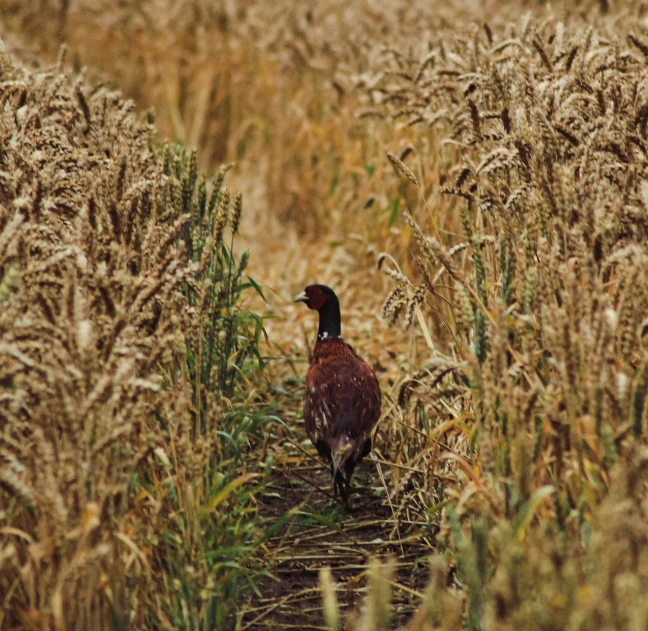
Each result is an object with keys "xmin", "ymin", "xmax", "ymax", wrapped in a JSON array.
[{"xmin": 294, "ymin": 284, "xmax": 381, "ymax": 506}]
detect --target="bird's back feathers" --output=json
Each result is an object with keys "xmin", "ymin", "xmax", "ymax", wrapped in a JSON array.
[{"xmin": 304, "ymin": 337, "xmax": 381, "ymax": 478}]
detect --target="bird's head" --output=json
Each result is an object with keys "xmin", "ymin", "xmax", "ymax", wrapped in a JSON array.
[
  {"xmin": 294, "ymin": 284, "xmax": 338, "ymax": 311},
  {"xmin": 295, "ymin": 284, "xmax": 342, "ymax": 340}
]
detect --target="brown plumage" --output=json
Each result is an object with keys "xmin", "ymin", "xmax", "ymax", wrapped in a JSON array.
[{"xmin": 295, "ymin": 284, "xmax": 381, "ymax": 505}]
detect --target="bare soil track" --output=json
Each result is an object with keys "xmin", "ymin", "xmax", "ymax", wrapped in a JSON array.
[{"xmin": 238, "ymin": 385, "xmax": 432, "ymax": 630}]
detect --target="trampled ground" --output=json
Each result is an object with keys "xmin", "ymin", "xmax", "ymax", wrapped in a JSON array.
[{"xmin": 237, "ymin": 376, "xmax": 434, "ymax": 630}]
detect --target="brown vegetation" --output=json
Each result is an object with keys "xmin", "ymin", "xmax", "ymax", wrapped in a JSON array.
[
  {"xmin": 345, "ymin": 6, "xmax": 648, "ymax": 630},
  {"xmin": 0, "ymin": 47, "xmax": 264, "ymax": 629},
  {"xmin": 2, "ymin": 0, "xmax": 648, "ymax": 629}
]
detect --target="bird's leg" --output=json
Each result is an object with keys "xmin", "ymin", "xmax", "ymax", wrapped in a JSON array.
[
  {"xmin": 332, "ymin": 471, "xmax": 349, "ymax": 505},
  {"xmin": 339, "ymin": 477, "xmax": 351, "ymax": 509},
  {"xmin": 342, "ymin": 461, "xmax": 355, "ymax": 503}
]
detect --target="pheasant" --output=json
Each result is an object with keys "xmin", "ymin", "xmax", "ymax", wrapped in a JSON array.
[{"xmin": 294, "ymin": 284, "xmax": 381, "ymax": 506}]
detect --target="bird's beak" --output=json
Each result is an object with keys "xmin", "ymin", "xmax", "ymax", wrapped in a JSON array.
[{"xmin": 294, "ymin": 290, "xmax": 308, "ymax": 303}]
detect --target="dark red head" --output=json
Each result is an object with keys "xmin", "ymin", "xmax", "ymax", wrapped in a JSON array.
[
  {"xmin": 294, "ymin": 285, "xmax": 337, "ymax": 311},
  {"xmin": 294, "ymin": 285, "xmax": 342, "ymax": 339}
]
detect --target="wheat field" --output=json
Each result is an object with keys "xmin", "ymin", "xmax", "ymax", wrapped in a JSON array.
[{"xmin": 1, "ymin": 0, "xmax": 648, "ymax": 629}]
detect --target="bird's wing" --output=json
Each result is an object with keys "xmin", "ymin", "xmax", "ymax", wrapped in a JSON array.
[
  {"xmin": 304, "ymin": 342, "xmax": 381, "ymax": 453},
  {"xmin": 318, "ymin": 348, "xmax": 381, "ymax": 437},
  {"xmin": 338, "ymin": 348, "xmax": 381, "ymax": 439},
  {"xmin": 304, "ymin": 366, "xmax": 334, "ymax": 446}
]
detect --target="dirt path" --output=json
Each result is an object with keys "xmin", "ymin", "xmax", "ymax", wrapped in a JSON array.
[
  {"xmin": 238, "ymin": 378, "xmax": 431, "ymax": 630},
  {"xmin": 230, "ymin": 167, "xmax": 436, "ymax": 629}
]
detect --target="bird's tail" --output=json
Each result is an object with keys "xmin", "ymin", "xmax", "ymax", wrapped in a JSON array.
[{"xmin": 331, "ymin": 436, "xmax": 352, "ymax": 473}]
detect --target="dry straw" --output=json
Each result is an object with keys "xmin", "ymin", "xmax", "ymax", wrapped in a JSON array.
[
  {"xmin": 6, "ymin": 0, "xmax": 648, "ymax": 628},
  {"xmin": 366, "ymin": 6, "xmax": 648, "ymax": 630},
  {"xmin": 0, "ymin": 45, "xmax": 261, "ymax": 629}
]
